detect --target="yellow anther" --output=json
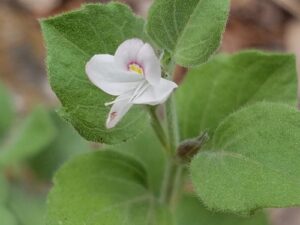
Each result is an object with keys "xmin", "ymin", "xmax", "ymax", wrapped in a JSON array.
[{"xmin": 129, "ymin": 63, "xmax": 144, "ymax": 75}]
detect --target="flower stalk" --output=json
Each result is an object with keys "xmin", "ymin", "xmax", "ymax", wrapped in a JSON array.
[
  {"xmin": 157, "ymin": 93, "xmax": 184, "ymax": 210},
  {"xmin": 148, "ymin": 106, "xmax": 169, "ymax": 152}
]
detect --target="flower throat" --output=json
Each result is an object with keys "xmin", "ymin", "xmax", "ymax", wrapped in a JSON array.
[{"xmin": 129, "ymin": 63, "xmax": 144, "ymax": 75}]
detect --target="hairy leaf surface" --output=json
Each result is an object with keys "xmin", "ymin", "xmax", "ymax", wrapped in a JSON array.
[
  {"xmin": 191, "ymin": 103, "xmax": 300, "ymax": 213},
  {"xmin": 147, "ymin": 0, "xmax": 230, "ymax": 66}
]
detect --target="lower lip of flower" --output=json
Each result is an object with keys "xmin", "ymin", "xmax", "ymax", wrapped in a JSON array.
[{"xmin": 128, "ymin": 63, "xmax": 144, "ymax": 75}]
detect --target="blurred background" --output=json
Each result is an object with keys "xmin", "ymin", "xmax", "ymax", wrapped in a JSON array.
[{"xmin": 0, "ymin": 0, "xmax": 300, "ymax": 224}]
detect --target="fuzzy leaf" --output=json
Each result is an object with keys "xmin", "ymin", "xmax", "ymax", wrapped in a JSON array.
[
  {"xmin": 46, "ymin": 151, "xmax": 172, "ymax": 225},
  {"xmin": 41, "ymin": 3, "xmax": 149, "ymax": 144},
  {"xmin": 0, "ymin": 107, "xmax": 56, "ymax": 167},
  {"xmin": 146, "ymin": 0, "xmax": 230, "ymax": 67},
  {"xmin": 176, "ymin": 195, "xmax": 268, "ymax": 225},
  {"xmin": 176, "ymin": 51, "xmax": 298, "ymax": 140},
  {"xmin": 191, "ymin": 103, "xmax": 300, "ymax": 214}
]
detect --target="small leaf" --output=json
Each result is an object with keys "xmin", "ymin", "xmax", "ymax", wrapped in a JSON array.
[
  {"xmin": 176, "ymin": 195, "xmax": 268, "ymax": 225},
  {"xmin": 146, "ymin": 0, "xmax": 230, "ymax": 67},
  {"xmin": 0, "ymin": 107, "xmax": 56, "ymax": 167},
  {"xmin": 0, "ymin": 82, "xmax": 15, "ymax": 140},
  {"xmin": 176, "ymin": 51, "xmax": 297, "ymax": 140},
  {"xmin": 46, "ymin": 151, "xmax": 172, "ymax": 225},
  {"xmin": 41, "ymin": 3, "xmax": 149, "ymax": 144},
  {"xmin": 191, "ymin": 102, "xmax": 300, "ymax": 214}
]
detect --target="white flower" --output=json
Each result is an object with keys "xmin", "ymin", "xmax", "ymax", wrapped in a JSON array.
[{"xmin": 86, "ymin": 38, "xmax": 178, "ymax": 129}]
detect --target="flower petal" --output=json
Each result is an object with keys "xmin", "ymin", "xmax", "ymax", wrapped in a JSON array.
[
  {"xmin": 114, "ymin": 39, "xmax": 144, "ymax": 70},
  {"xmin": 106, "ymin": 94, "xmax": 133, "ymax": 129},
  {"xmin": 86, "ymin": 54, "xmax": 142, "ymax": 96},
  {"xmin": 137, "ymin": 43, "xmax": 161, "ymax": 86},
  {"xmin": 131, "ymin": 78, "xmax": 177, "ymax": 105}
]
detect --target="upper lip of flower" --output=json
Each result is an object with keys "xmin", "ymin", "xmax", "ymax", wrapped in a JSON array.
[{"xmin": 86, "ymin": 38, "xmax": 178, "ymax": 129}]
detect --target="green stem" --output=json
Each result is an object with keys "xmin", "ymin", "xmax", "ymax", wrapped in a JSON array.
[
  {"xmin": 166, "ymin": 95, "xmax": 179, "ymax": 153},
  {"xmin": 169, "ymin": 164, "xmax": 184, "ymax": 211},
  {"xmin": 148, "ymin": 106, "xmax": 169, "ymax": 152},
  {"xmin": 147, "ymin": 82, "xmax": 183, "ymax": 209},
  {"xmin": 159, "ymin": 159, "xmax": 175, "ymax": 204},
  {"xmin": 158, "ymin": 95, "xmax": 184, "ymax": 208}
]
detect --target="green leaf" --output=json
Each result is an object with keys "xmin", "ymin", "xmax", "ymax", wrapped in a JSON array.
[
  {"xmin": 176, "ymin": 51, "xmax": 298, "ymax": 140},
  {"xmin": 0, "ymin": 107, "xmax": 56, "ymax": 167},
  {"xmin": 176, "ymin": 195, "xmax": 268, "ymax": 225},
  {"xmin": 29, "ymin": 112, "xmax": 90, "ymax": 180},
  {"xmin": 41, "ymin": 3, "xmax": 149, "ymax": 144},
  {"xmin": 113, "ymin": 126, "xmax": 166, "ymax": 196},
  {"xmin": 0, "ymin": 82, "xmax": 15, "ymax": 140},
  {"xmin": 46, "ymin": 151, "xmax": 172, "ymax": 225},
  {"xmin": 191, "ymin": 102, "xmax": 300, "ymax": 214},
  {"xmin": 146, "ymin": 0, "xmax": 230, "ymax": 67}
]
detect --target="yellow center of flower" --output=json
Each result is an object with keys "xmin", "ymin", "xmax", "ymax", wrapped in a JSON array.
[{"xmin": 129, "ymin": 63, "xmax": 144, "ymax": 75}]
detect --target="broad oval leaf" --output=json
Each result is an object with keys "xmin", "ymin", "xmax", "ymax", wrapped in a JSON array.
[
  {"xmin": 41, "ymin": 3, "xmax": 149, "ymax": 144},
  {"xmin": 46, "ymin": 151, "xmax": 172, "ymax": 225},
  {"xmin": 146, "ymin": 0, "xmax": 230, "ymax": 67},
  {"xmin": 176, "ymin": 51, "xmax": 298, "ymax": 140},
  {"xmin": 191, "ymin": 103, "xmax": 300, "ymax": 214}
]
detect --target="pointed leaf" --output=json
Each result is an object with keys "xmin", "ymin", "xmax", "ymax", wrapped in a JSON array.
[{"xmin": 146, "ymin": 0, "xmax": 230, "ymax": 67}]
